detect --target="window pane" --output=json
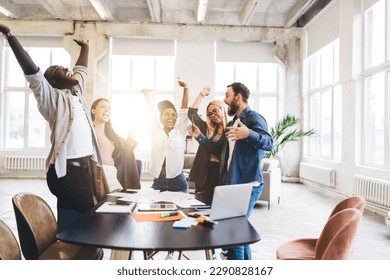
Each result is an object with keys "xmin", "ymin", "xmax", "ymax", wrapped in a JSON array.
[
  {"xmin": 365, "ymin": 72, "xmax": 385, "ymax": 164},
  {"xmin": 259, "ymin": 63, "xmax": 277, "ymax": 92},
  {"xmin": 215, "ymin": 62, "xmax": 234, "ymax": 92},
  {"xmin": 365, "ymin": 0, "xmax": 385, "ymax": 68},
  {"xmin": 28, "ymin": 48, "xmax": 51, "ymax": 72},
  {"xmin": 132, "ymin": 56, "xmax": 155, "ymax": 90},
  {"xmin": 333, "ymin": 85, "xmax": 342, "ymax": 160},
  {"xmin": 111, "ymin": 56, "xmax": 131, "ymax": 90},
  {"xmin": 309, "ymin": 93, "xmax": 320, "ymax": 156},
  {"xmin": 321, "ymin": 44, "xmax": 334, "ymax": 85},
  {"xmin": 320, "ymin": 90, "xmax": 332, "ymax": 157},
  {"xmin": 258, "ymin": 97, "xmax": 277, "ymax": 129},
  {"xmin": 235, "ymin": 62, "xmax": 257, "ymax": 91},
  {"xmin": 155, "ymin": 57, "xmax": 174, "ymax": 90},
  {"xmin": 333, "ymin": 39, "xmax": 339, "ymax": 81},
  {"xmin": 28, "ymin": 94, "xmax": 46, "ymax": 148},
  {"xmin": 6, "ymin": 92, "xmax": 25, "ymax": 149},
  {"xmin": 5, "ymin": 48, "xmax": 25, "ymax": 87},
  {"xmin": 51, "ymin": 48, "xmax": 71, "ymax": 69},
  {"xmin": 111, "ymin": 93, "xmax": 151, "ymax": 152},
  {"xmin": 110, "ymin": 94, "xmax": 131, "ymax": 137},
  {"xmin": 310, "ymin": 53, "xmax": 321, "ymax": 89}
]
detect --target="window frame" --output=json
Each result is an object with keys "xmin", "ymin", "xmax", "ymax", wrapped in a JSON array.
[{"xmin": 1, "ymin": 43, "xmax": 70, "ymax": 151}]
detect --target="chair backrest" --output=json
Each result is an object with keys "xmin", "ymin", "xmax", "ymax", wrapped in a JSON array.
[
  {"xmin": 328, "ymin": 196, "xmax": 366, "ymax": 219},
  {"xmin": 315, "ymin": 208, "xmax": 362, "ymax": 260},
  {"xmin": 12, "ymin": 192, "xmax": 57, "ymax": 260},
  {"xmin": 0, "ymin": 219, "xmax": 21, "ymax": 260}
]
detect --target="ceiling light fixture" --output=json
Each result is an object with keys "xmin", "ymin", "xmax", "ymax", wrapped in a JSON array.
[
  {"xmin": 0, "ymin": 6, "xmax": 16, "ymax": 18},
  {"xmin": 90, "ymin": 0, "xmax": 113, "ymax": 20},
  {"xmin": 197, "ymin": 0, "xmax": 209, "ymax": 23}
]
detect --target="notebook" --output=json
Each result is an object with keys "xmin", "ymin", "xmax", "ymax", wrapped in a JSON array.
[{"xmin": 204, "ymin": 183, "xmax": 254, "ymax": 220}]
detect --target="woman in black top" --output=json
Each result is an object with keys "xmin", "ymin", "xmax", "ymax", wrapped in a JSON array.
[{"xmin": 187, "ymin": 87, "xmax": 229, "ymax": 204}]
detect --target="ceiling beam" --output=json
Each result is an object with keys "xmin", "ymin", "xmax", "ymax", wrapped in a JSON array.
[
  {"xmin": 37, "ymin": 0, "xmax": 69, "ymax": 19},
  {"xmin": 197, "ymin": 0, "xmax": 208, "ymax": 23},
  {"xmin": 0, "ymin": 1, "xmax": 20, "ymax": 18},
  {"xmin": 146, "ymin": 0, "xmax": 161, "ymax": 23},
  {"xmin": 240, "ymin": 0, "xmax": 260, "ymax": 26},
  {"xmin": 285, "ymin": 0, "xmax": 317, "ymax": 28},
  {"xmin": 89, "ymin": 0, "xmax": 114, "ymax": 20},
  {"xmin": 1, "ymin": 20, "xmax": 302, "ymax": 42},
  {"xmin": 296, "ymin": 0, "xmax": 333, "ymax": 27}
]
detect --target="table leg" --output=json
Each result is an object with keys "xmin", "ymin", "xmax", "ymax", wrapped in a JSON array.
[
  {"xmin": 205, "ymin": 249, "xmax": 213, "ymax": 260},
  {"xmin": 110, "ymin": 249, "xmax": 131, "ymax": 260}
]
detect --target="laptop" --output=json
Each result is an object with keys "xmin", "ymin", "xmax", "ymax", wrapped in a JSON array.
[{"xmin": 201, "ymin": 183, "xmax": 254, "ymax": 220}]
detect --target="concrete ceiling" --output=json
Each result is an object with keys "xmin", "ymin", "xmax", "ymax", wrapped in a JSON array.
[{"xmin": 0, "ymin": 0, "xmax": 332, "ymax": 28}]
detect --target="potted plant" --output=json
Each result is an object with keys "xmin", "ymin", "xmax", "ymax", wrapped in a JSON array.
[{"xmin": 264, "ymin": 114, "xmax": 316, "ymax": 159}]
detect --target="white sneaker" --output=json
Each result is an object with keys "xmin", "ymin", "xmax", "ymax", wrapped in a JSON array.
[
  {"xmin": 220, "ymin": 250, "xmax": 228, "ymax": 260},
  {"xmin": 165, "ymin": 251, "xmax": 175, "ymax": 260}
]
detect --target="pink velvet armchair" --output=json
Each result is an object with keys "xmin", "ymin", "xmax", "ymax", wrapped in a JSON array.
[{"xmin": 276, "ymin": 196, "xmax": 365, "ymax": 260}]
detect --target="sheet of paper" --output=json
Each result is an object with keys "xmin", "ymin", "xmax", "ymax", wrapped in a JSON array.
[
  {"xmin": 174, "ymin": 198, "xmax": 205, "ymax": 208},
  {"xmin": 95, "ymin": 202, "xmax": 136, "ymax": 214},
  {"xmin": 108, "ymin": 189, "xmax": 194, "ymax": 204}
]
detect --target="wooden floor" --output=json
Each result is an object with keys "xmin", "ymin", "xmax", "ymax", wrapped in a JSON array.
[{"xmin": 0, "ymin": 178, "xmax": 389, "ymax": 260}]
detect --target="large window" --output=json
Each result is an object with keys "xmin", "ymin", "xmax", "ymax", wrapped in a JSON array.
[
  {"xmin": 2, "ymin": 44, "xmax": 70, "ymax": 150},
  {"xmin": 109, "ymin": 54, "xmax": 175, "ymax": 151},
  {"xmin": 215, "ymin": 61, "xmax": 280, "ymax": 128},
  {"xmin": 362, "ymin": 0, "xmax": 390, "ymax": 168},
  {"xmin": 306, "ymin": 39, "xmax": 342, "ymax": 160}
]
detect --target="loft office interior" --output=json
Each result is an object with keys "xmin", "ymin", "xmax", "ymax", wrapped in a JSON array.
[{"xmin": 0, "ymin": 0, "xmax": 389, "ymax": 218}]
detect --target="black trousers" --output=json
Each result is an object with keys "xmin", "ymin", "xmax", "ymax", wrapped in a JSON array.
[{"xmin": 46, "ymin": 164, "xmax": 94, "ymax": 232}]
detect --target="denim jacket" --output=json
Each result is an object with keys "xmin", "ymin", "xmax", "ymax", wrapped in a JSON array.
[{"xmin": 195, "ymin": 106, "xmax": 273, "ymax": 185}]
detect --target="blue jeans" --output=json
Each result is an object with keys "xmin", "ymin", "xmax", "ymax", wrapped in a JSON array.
[
  {"xmin": 152, "ymin": 173, "xmax": 188, "ymax": 192},
  {"xmin": 226, "ymin": 183, "xmax": 263, "ymax": 260}
]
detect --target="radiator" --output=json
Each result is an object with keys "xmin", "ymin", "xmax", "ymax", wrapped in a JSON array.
[
  {"xmin": 299, "ymin": 162, "xmax": 335, "ymax": 187},
  {"xmin": 4, "ymin": 155, "xmax": 46, "ymax": 171},
  {"xmin": 353, "ymin": 174, "xmax": 390, "ymax": 208}
]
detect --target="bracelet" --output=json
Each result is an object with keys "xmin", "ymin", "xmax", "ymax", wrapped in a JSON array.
[
  {"xmin": 4, "ymin": 32, "xmax": 12, "ymax": 38},
  {"xmin": 199, "ymin": 92, "xmax": 205, "ymax": 97},
  {"xmin": 184, "ymin": 87, "xmax": 189, "ymax": 89}
]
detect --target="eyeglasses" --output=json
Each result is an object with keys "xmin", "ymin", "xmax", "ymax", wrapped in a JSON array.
[{"xmin": 207, "ymin": 108, "xmax": 220, "ymax": 118}]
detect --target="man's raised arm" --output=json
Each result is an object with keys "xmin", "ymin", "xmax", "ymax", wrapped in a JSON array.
[{"xmin": 0, "ymin": 23, "xmax": 39, "ymax": 75}]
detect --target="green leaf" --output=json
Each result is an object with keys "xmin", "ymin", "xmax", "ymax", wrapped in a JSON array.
[{"xmin": 267, "ymin": 115, "xmax": 316, "ymax": 158}]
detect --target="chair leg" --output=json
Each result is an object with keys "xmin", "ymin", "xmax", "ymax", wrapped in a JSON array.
[
  {"xmin": 268, "ymin": 202, "xmax": 270, "ymax": 210},
  {"xmin": 178, "ymin": 251, "xmax": 191, "ymax": 260},
  {"xmin": 143, "ymin": 250, "xmax": 158, "ymax": 260}
]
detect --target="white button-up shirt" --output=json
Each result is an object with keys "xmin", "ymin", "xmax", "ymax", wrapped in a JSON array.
[
  {"xmin": 149, "ymin": 108, "xmax": 188, "ymax": 179},
  {"xmin": 25, "ymin": 66, "xmax": 101, "ymax": 178}
]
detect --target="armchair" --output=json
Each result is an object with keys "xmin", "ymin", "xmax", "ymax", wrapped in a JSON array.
[{"xmin": 258, "ymin": 159, "xmax": 281, "ymax": 210}]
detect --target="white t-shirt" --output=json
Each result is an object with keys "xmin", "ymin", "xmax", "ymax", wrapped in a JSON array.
[{"xmin": 64, "ymin": 96, "xmax": 94, "ymax": 159}]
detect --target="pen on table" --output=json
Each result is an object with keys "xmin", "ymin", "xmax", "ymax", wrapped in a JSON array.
[
  {"xmin": 130, "ymin": 203, "xmax": 137, "ymax": 213},
  {"xmin": 161, "ymin": 211, "xmax": 179, "ymax": 217}
]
